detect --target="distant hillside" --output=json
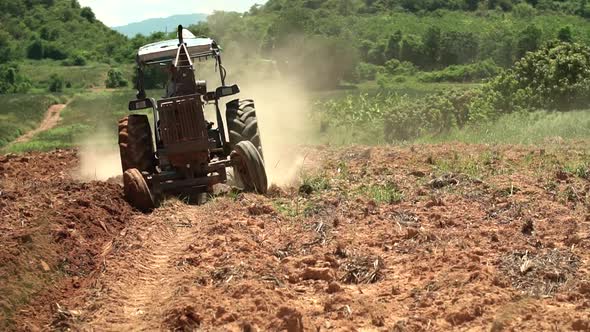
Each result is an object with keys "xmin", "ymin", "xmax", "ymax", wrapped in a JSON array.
[
  {"xmin": 0, "ymin": 0, "xmax": 128, "ymax": 64},
  {"xmin": 113, "ymin": 14, "xmax": 208, "ymax": 37}
]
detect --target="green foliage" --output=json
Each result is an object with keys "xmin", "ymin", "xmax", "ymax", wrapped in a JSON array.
[
  {"xmin": 355, "ymin": 62, "xmax": 382, "ymax": 81},
  {"xmin": 62, "ymin": 52, "xmax": 87, "ymax": 66},
  {"xmin": 558, "ymin": 25, "xmax": 574, "ymax": 42},
  {"xmin": 0, "ymin": 30, "xmax": 15, "ymax": 63},
  {"xmin": 359, "ymin": 183, "xmax": 404, "ymax": 204},
  {"xmin": 419, "ymin": 110, "xmax": 590, "ymax": 144},
  {"xmin": 6, "ymin": 91, "xmax": 134, "ymax": 152},
  {"xmin": 301, "ymin": 172, "xmax": 331, "ymax": 192},
  {"xmin": 80, "ymin": 6, "xmax": 95, "ymax": 22},
  {"xmin": 0, "ymin": 64, "xmax": 31, "ymax": 94},
  {"xmin": 418, "ymin": 60, "xmax": 501, "ymax": 82},
  {"xmin": 471, "ymin": 41, "xmax": 590, "ymax": 119},
  {"xmin": 0, "ymin": 94, "xmax": 60, "ymax": 148},
  {"xmin": 20, "ymin": 60, "xmax": 123, "ymax": 89},
  {"xmin": 105, "ymin": 69, "xmax": 129, "ymax": 88},
  {"xmin": 383, "ymin": 90, "xmax": 479, "ymax": 141},
  {"xmin": 1, "ymin": 0, "xmax": 129, "ymax": 64},
  {"xmin": 27, "ymin": 39, "xmax": 45, "ymax": 60},
  {"xmin": 516, "ymin": 25, "xmax": 543, "ymax": 59},
  {"xmin": 48, "ymin": 74, "xmax": 64, "ymax": 92}
]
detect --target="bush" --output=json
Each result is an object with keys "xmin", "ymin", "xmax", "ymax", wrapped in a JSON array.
[
  {"xmin": 355, "ymin": 62, "xmax": 382, "ymax": 81},
  {"xmin": 383, "ymin": 90, "xmax": 479, "ymax": 141},
  {"xmin": 0, "ymin": 63, "xmax": 31, "ymax": 94},
  {"xmin": 470, "ymin": 41, "xmax": 590, "ymax": 120},
  {"xmin": 27, "ymin": 39, "xmax": 44, "ymax": 60},
  {"xmin": 315, "ymin": 89, "xmax": 480, "ymax": 142},
  {"xmin": 105, "ymin": 69, "xmax": 129, "ymax": 88},
  {"xmin": 418, "ymin": 60, "xmax": 501, "ymax": 82},
  {"xmin": 48, "ymin": 74, "xmax": 64, "ymax": 92},
  {"xmin": 384, "ymin": 59, "xmax": 417, "ymax": 76},
  {"xmin": 63, "ymin": 52, "xmax": 87, "ymax": 66}
]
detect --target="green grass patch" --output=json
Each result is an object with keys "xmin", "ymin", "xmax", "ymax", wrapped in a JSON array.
[
  {"xmin": 0, "ymin": 94, "xmax": 62, "ymax": 149},
  {"xmin": 358, "ymin": 183, "xmax": 404, "ymax": 204},
  {"xmin": 418, "ymin": 110, "xmax": 590, "ymax": 145},
  {"xmin": 301, "ymin": 172, "xmax": 331, "ymax": 192},
  {"xmin": 20, "ymin": 60, "xmax": 134, "ymax": 90},
  {"xmin": 6, "ymin": 90, "xmax": 138, "ymax": 153}
]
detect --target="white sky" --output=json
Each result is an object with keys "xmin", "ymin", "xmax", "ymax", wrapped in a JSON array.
[{"xmin": 78, "ymin": 0, "xmax": 267, "ymax": 26}]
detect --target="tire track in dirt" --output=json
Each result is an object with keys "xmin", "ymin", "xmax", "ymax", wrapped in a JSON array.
[
  {"xmin": 79, "ymin": 208, "xmax": 196, "ymax": 331},
  {"xmin": 12, "ymin": 103, "xmax": 66, "ymax": 144}
]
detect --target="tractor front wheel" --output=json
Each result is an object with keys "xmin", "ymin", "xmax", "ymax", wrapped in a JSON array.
[
  {"xmin": 231, "ymin": 141, "xmax": 268, "ymax": 194},
  {"xmin": 123, "ymin": 168, "xmax": 155, "ymax": 212}
]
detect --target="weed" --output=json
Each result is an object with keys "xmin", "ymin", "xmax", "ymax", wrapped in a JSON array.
[
  {"xmin": 359, "ymin": 183, "xmax": 404, "ymax": 204},
  {"xmin": 563, "ymin": 162, "xmax": 590, "ymax": 180},
  {"xmin": 301, "ymin": 172, "xmax": 331, "ymax": 193}
]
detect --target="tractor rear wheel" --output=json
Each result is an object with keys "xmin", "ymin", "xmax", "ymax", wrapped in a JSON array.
[
  {"xmin": 123, "ymin": 168, "xmax": 155, "ymax": 212},
  {"xmin": 118, "ymin": 114, "xmax": 155, "ymax": 173},
  {"xmin": 232, "ymin": 141, "xmax": 268, "ymax": 194},
  {"xmin": 226, "ymin": 99, "xmax": 263, "ymax": 158}
]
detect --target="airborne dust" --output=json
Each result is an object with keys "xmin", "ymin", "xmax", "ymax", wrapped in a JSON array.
[{"xmin": 75, "ymin": 62, "xmax": 313, "ymax": 187}]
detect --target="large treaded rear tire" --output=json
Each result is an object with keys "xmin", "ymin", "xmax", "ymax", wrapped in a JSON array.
[
  {"xmin": 118, "ymin": 115, "xmax": 155, "ymax": 173},
  {"xmin": 226, "ymin": 99, "xmax": 263, "ymax": 158}
]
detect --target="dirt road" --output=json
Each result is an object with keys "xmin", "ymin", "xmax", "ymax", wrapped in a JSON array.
[
  {"xmin": 12, "ymin": 103, "xmax": 66, "ymax": 144},
  {"xmin": 2, "ymin": 144, "xmax": 590, "ymax": 331}
]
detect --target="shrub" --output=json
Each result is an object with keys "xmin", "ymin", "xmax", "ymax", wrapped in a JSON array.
[
  {"xmin": 384, "ymin": 59, "xmax": 417, "ymax": 76},
  {"xmin": 63, "ymin": 52, "xmax": 87, "ymax": 66},
  {"xmin": 27, "ymin": 39, "xmax": 44, "ymax": 60},
  {"xmin": 48, "ymin": 74, "xmax": 64, "ymax": 92},
  {"xmin": 470, "ymin": 41, "xmax": 590, "ymax": 120},
  {"xmin": 383, "ymin": 89, "xmax": 479, "ymax": 141},
  {"xmin": 105, "ymin": 69, "xmax": 129, "ymax": 88},
  {"xmin": 0, "ymin": 63, "xmax": 31, "ymax": 94},
  {"xmin": 418, "ymin": 60, "xmax": 501, "ymax": 82},
  {"xmin": 355, "ymin": 62, "xmax": 382, "ymax": 81}
]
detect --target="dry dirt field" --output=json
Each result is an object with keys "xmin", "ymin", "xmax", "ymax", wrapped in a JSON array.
[{"xmin": 1, "ymin": 143, "xmax": 590, "ymax": 331}]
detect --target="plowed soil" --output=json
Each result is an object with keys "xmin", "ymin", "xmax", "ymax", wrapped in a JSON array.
[{"xmin": 2, "ymin": 144, "xmax": 590, "ymax": 331}]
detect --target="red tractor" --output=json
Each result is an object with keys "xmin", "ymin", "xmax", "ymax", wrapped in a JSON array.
[{"xmin": 120, "ymin": 25, "xmax": 267, "ymax": 211}]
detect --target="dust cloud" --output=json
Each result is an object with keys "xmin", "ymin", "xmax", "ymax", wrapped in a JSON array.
[
  {"xmin": 75, "ymin": 127, "xmax": 122, "ymax": 182},
  {"xmin": 238, "ymin": 78, "xmax": 312, "ymax": 187},
  {"xmin": 198, "ymin": 55, "xmax": 314, "ymax": 187}
]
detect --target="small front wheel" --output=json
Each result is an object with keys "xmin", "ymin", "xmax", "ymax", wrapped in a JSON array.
[
  {"xmin": 231, "ymin": 141, "xmax": 268, "ymax": 194},
  {"xmin": 123, "ymin": 168, "xmax": 155, "ymax": 212}
]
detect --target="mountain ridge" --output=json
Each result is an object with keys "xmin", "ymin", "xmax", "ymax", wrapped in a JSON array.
[{"xmin": 113, "ymin": 13, "xmax": 208, "ymax": 37}]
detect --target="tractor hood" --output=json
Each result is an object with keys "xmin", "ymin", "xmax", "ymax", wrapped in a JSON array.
[{"xmin": 137, "ymin": 36, "xmax": 219, "ymax": 65}]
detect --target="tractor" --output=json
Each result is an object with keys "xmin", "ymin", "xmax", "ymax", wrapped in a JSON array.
[{"xmin": 119, "ymin": 25, "xmax": 267, "ymax": 211}]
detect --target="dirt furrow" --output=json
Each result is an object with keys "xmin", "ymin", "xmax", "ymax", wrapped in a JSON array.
[{"xmin": 78, "ymin": 212, "xmax": 196, "ymax": 331}]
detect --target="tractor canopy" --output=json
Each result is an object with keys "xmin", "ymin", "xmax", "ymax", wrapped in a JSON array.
[{"xmin": 137, "ymin": 29, "xmax": 219, "ymax": 65}]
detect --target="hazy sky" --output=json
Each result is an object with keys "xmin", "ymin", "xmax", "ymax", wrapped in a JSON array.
[{"xmin": 78, "ymin": 0, "xmax": 267, "ymax": 26}]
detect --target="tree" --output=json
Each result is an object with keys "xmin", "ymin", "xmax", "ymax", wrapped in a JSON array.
[
  {"xmin": 558, "ymin": 26, "xmax": 573, "ymax": 43},
  {"xmin": 400, "ymin": 35, "xmax": 427, "ymax": 68},
  {"xmin": 105, "ymin": 69, "xmax": 128, "ymax": 88},
  {"xmin": 0, "ymin": 31, "xmax": 14, "ymax": 63},
  {"xmin": 27, "ymin": 38, "xmax": 44, "ymax": 60},
  {"xmin": 48, "ymin": 74, "xmax": 64, "ymax": 92},
  {"xmin": 423, "ymin": 26, "xmax": 441, "ymax": 67},
  {"xmin": 516, "ymin": 25, "xmax": 542, "ymax": 59},
  {"xmin": 384, "ymin": 30, "xmax": 402, "ymax": 61},
  {"xmin": 367, "ymin": 41, "xmax": 386, "ymax": 65},
  {"xmin": 80, "ymin": 7, "xmax": 95, "ymax": 22},
  {"xmin": 439, "ymin": 31, "xmax": 478, "ymax": 66}
]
